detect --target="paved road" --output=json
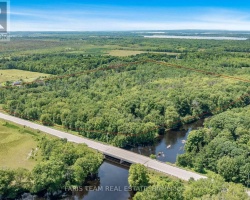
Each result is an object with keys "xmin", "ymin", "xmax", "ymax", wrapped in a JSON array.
[{"xmin": 0, "ymin": 112, "xmax": 207, "ymax": 181}]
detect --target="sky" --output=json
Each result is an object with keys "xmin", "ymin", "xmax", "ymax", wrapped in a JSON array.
[{"xmin": 9, "ymin": 0, "xmax": 250, "ymax": 31}]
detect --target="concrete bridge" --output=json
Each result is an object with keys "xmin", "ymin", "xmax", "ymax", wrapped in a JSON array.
[{"xmin": 0, "ymin": 112, "xmax": 207, "ymax": 181}]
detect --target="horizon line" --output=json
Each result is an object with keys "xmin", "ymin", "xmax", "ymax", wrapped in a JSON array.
[{"xmin": 8, "ymin": 29, "xmax": 250, "ymax": 32}]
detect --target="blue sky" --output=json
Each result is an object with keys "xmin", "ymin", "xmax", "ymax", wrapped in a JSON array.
[{"xmin": 10, "ymin": 0, "xmax": 250, "ymax": 31}]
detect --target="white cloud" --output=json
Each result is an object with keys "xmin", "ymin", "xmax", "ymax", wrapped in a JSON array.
[
  {"xmin": 10, "ymin": 20, "xmax": 250, "ymax": 31},
  {"xmin": 9, "ymin": 7, "xmax": 250, "ymax": 31}
]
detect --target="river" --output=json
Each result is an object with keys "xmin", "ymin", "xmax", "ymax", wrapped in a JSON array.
[
  {"xmin": 127, "ymin": 119, "xmax": 204, "ymax": 163},
  {"xmin": 32, "ymin": 119, "xmax": 204, "ymax": 200},
  {"xmin": 62, "ymin": 119, "xmax": 204, "ymax": 200},
  {"xmin": 62, "ymin": 161, "xmax": 133, "ymax": 200}
]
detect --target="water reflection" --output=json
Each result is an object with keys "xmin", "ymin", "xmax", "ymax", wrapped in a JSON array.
[
  {"xmin": 63, "ymin": 161, "xmax": 132, "ymax": 200},
  {"xmin": 33, "ymin": 120, "xmax": 204, "ymax": 200},
  {"xmin": 128, "ymin": 119, "xmax": 204, "ymax": 163}
]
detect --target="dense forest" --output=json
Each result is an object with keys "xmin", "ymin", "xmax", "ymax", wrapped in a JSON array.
[
  {"xmin": 0, "ymin": 50, "xmax": 249, "ymax": 147},
  {"xmin": 0, "ymin": 138, "xmax": 103, "ymax": 199},
  {"xmin": 129, "ymin": 164, "xmax": 248, "ymax": 200},
  {"xmin": 177, "ymin": 106, "xmax": 250, "ymax": 187}
]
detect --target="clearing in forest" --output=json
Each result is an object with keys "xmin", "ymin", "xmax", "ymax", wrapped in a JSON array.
[
  {"xmin": 0, "ymin": 69, "xmax": 50, "ymax": 85},
  {"xmin": 0, "ymin": 120, "xmax": 49, "ymax": 170}
]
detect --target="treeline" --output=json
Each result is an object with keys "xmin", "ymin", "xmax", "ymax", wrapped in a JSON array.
[
  {"xmin": 1, "ymin": 33, "xmax": 250, "ymax": 57},
  {"xmin": 0, "ymin": 54, "xmax": 119, "ymax": 75},
  {"xmin": 177, "ymin": 106, "xmax": 250, "ymax": 186},
  {"xmin": 0, "ymin": 138, "xmax": 103, "ymax": 199},
  {"xmin": 82, "ymin": 37, "xmax": 250, "ymax": 53},
  {"xmin": 0, "ymin": 52, "xmax": 178, "ymax": 75},
  {"xmin": 129, "ymin": 164, "xmax": 248, "ymax": 200},
  {"xmin": 78, "ymin": 36, "xmax": 250, "ymax": 53},
  {"xmin": 178, "ymin": 51, "xmax": 250, "ymax": 70}
]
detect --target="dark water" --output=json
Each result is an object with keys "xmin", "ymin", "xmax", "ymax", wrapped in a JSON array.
[
  {"xmin": 34, "ymin": 120, "xmax": 204, "ymax": 200},
  {"xmin": 64, "ymin": 119, "xmax": 204, "ymax": 200},
  {"xmin": 127, "ymin": 119, "xmax": 204, "ymax": 163},
  {"xmin": 62, "ymin": 161, "xmax": 132, "ymax": 200}
]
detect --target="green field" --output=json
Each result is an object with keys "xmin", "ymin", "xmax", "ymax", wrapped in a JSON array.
[
  {"xmin": 0, "ymin": 120, "xmax": 45, "ymax": 170},
  {"xmin": 0, "ymin": 69, "xmax": 50, "ymax": 85},
  {"xmin": 108, "ymin": 50, "xmax": 146, "ymax": 56},
  {"xmin": 108, "ymin": 49, "xmax": 181, "ymax": 57}
]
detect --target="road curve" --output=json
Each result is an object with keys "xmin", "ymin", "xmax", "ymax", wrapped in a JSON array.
[{"xmin": 0, "ymin": 112, "xmax": 207, "ymax": 181}]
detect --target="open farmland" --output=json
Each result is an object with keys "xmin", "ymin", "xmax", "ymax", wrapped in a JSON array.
[
  {"xmin": 0, "ymin": 69, "xmax": 50, "ymax": 85},
  {"xmin": 0, "ymin": 120, "xmax": 40, "ymax": 170}
]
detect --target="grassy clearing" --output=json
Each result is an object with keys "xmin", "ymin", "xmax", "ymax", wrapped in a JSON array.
[
  {"xmin": 108, "ymin": 50, "xmax": 146, "ymax": 56},
  {"xmin": 0, "ymin": 69, "xmax": 50, "ymax": 82},
  {"xmin": 108, "ymin": 49, "xmax": 181, "ymax": 57},
  {"xmin": 0, "ymin": 69, "xmax": 50, "ymax": 85},
  {"xmin": 0, "ymin": 119, "xmax": 50, "ymax": 170}
]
